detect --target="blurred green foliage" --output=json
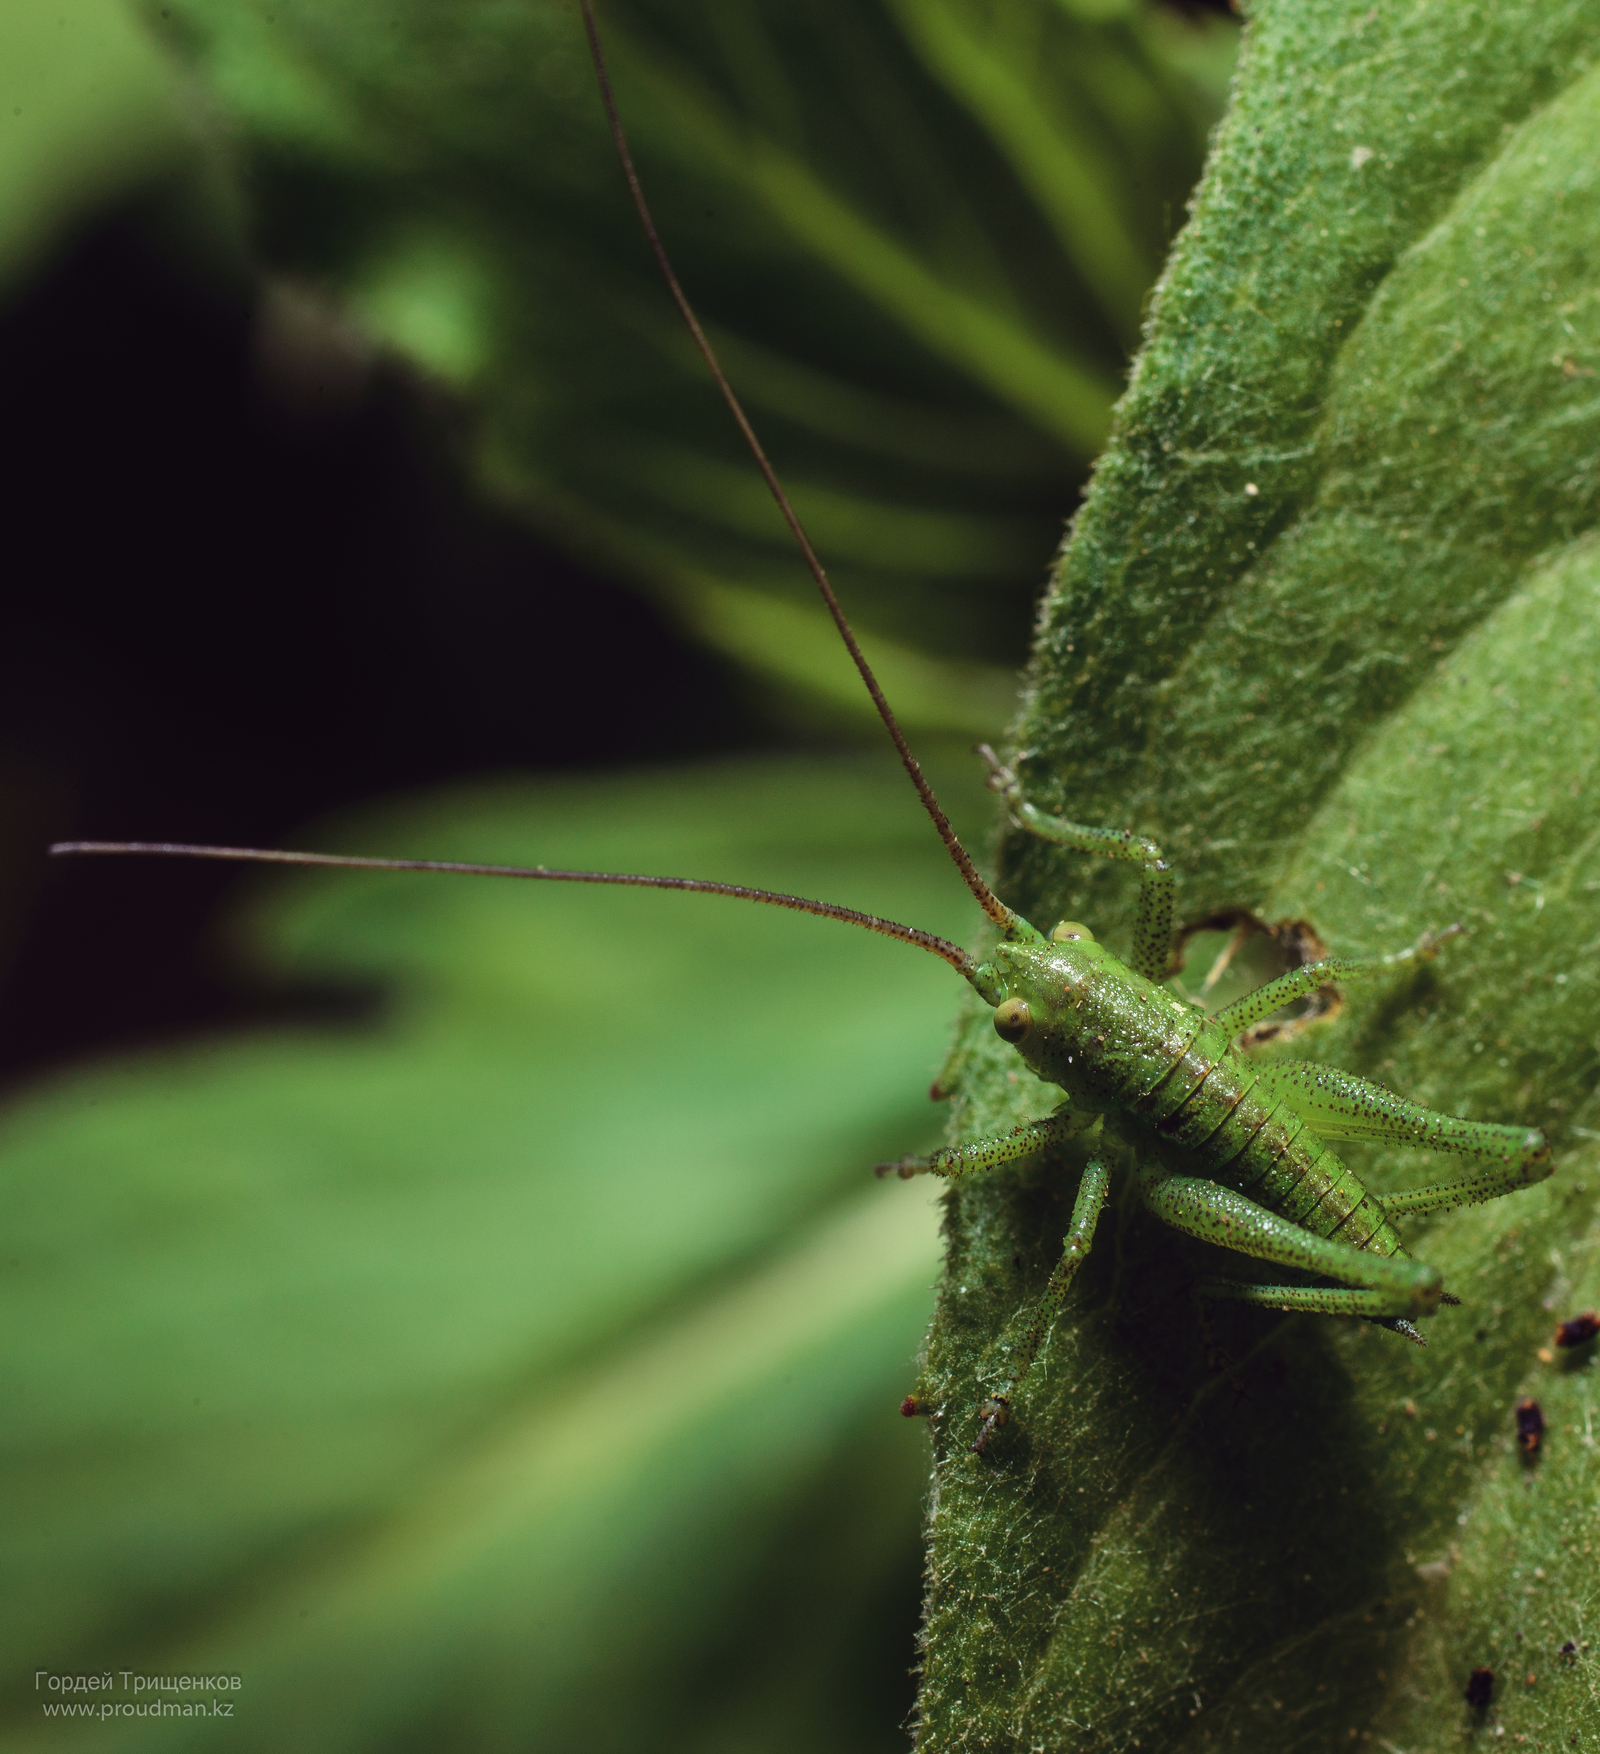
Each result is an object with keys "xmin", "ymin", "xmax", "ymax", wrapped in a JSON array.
[
  {"xmin": 0, "ymin": 4, "xmax": 195, "ymax": 297},
  {"xmin": 2, "ymin": 759, "xmax": 992, "ymax": 1751},
  {"xmin": 920, "ymin": 4, "xmax": 1600, "ymax": 1748},
  {"xmin": 135, "ymin": 0, "xmax": 1234, "ymax": 732}
]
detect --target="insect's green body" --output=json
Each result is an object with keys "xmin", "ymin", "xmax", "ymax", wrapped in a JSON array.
[
  {"xmin": 886, "ymin": 751, "xmax": 1552, "ymax": 1448},
  {"xmin": 979, "ymin": 932, "xmax": 1406, "ymax": 1273}
]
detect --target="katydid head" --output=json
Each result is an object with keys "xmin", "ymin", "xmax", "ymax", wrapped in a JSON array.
[
  {"xmin": 972, "ymin": 927, "xmax": 1107, "ymax": 1036},
  {"xmin": 970, "ymin": 921, "xmax": 1185, "ymax": 1108},
  {"xmin": 970, "ymin": 919, "xmax": 1099, "ymax": 1020}
]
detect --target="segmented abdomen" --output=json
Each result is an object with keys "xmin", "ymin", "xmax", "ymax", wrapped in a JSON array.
[{"xmin": 1129, "ymin": 1018, "xmax": 1401, "ymax": 1257}]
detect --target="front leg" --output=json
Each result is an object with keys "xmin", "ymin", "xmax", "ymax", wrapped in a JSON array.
[
  {"xmin": 978, "ymin": 745, "xmax": 1174, "ymax": 984},
  {"xmin": 875, "ymin": 1106, "xmax": 1088, "ymax": 1181}
]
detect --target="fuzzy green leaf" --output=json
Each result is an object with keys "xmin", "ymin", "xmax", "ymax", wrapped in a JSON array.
[{"xmin": 918, "ymin": 5, "xmax": 1600, "ymax": 1747}]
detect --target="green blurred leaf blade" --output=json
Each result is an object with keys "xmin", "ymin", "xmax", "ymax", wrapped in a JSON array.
[
  {"xmin": 1, "ymin": 756, "xmax": 983, "ymax": 1752},
  {"xmin": 139, "ymin": 0, "xmax": 1230, "ymax": 723}
]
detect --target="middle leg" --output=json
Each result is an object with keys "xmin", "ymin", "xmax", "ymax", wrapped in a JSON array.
[
  {"xmin": 1211, "ymin": 925, "xmax": 1462, "ymax": 1036},
  {"xmin": 973, "ymin": 1154, "xmax": 1112, "ymax": 1453}
]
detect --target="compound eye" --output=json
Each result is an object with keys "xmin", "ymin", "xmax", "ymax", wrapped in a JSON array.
[
  {"xmin": 1051, "ymin": 920, "xmax": 1095, "ymax": 943},
  {"xmin": 993, "ymin": 998, "xmax": 1032, "ymax": 1044}
]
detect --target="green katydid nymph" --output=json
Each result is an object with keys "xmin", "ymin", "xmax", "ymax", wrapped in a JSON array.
[{"xmin": 49, "ymin": 0, "xmax": 1554, "ymax": 1458}]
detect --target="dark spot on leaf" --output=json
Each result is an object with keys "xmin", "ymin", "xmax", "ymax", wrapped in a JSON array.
[{"xmin": 1515, "ymin": 1398, "xmax": 1544, "ymax": 1456}]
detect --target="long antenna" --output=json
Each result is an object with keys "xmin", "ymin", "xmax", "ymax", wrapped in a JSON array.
[
  {"xmin": 50, "ymin": 9, "xmax": 1019, "ymax": 975},
  {"xmin": 577, "ymin": 0, "xmax": 1017, "ymax": 935},
  {"xmin": 49, "ymin": 842, "xmax": 977, "ymax": 976}
]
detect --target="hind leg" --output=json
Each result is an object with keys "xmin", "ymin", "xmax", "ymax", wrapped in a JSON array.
[
  {"xmin": 1261, "ymin": 1063, "xmax": 1552, "ymax": 1215},
  {"xmin": 1134, "ymin": 1159, "xmax": 1442, "ymax": 1317}
]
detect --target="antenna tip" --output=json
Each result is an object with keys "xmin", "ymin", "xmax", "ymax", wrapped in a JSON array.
[{"xmin": 49, "ymin": 841, "xmax": 150, "ymax": 858}]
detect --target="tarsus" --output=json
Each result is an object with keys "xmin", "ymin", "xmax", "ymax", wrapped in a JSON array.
[{"xmin": 577, "ymin": 0, "xmax": 1015, "ymax": 934}]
